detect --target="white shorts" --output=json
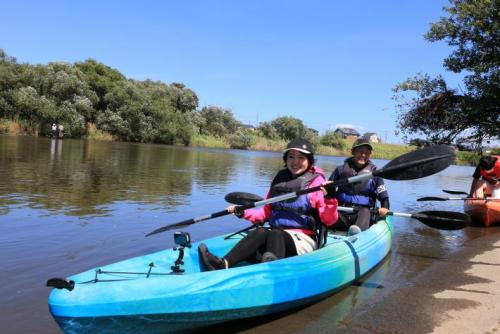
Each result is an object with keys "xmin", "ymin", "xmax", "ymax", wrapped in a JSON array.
[{"xmin": 284, "ymin": 230, "xmax": 317, "ymax": 255}]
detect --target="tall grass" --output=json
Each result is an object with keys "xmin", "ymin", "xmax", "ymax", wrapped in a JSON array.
[
  {"xmin": 249, "ymin": 136, "xmax": 288, "ymax": 152},
  {"xmin": 84, "ymin": 123, "xmax": 114, "ymax": 141},
  {"xmin": 190, "ymin": 135, "xmax": 227, "ymax": 148},
  {"xmin": 317, "ymin": 138, "xmax": 412, "ymax": 160},
  {"xmin": 0, "ymin": 119, "xmax": 22, "ymax": 135},
  {"xmin": 455, "ymin": 151, "xmax": 480, "ymax": 166}
]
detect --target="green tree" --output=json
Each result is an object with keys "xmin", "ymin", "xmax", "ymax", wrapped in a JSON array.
[
  {"xmin": 320, "ymin": 130, "xmax": 347, "ymax": 150},
  {"xmin": 11, "ymin": 87, "xmax": 48, "ymax": 133},
  {"xmin": 75, "ymin": 59, "xmax": 126, "ymax": 122},
  {"xmin": 185, "ymin": 110, "xmax": 205, "ymax": 134},
  {"xmin": 199, "ymin": 106, "xmax": 241, "ymax": 137},
  {"xmin": 4, "ymin": 61, "xmax": 99, "ymax": 136},
  {"xmin": 100, "ymin": 80, "xmax": 195, "ymax": 144},
  {"xmin": 0, "ymin": 48, "xmax": 17, "ymax": 63},
  {"xmin": 256, "ymin": 121, "xmax": 279, "ymax": 140},
  {"xmin": 228, "ymin": 129, "xmax": 254, "ymax": 149},
  {"xmin": 271, "ymin": 116, "xmax": 312, "ymax": 141},
  {"xmin": 156, "ymin": 110, "xmax": 194, "ymax": 145},
  {"xmin": 0, "ymin": 50, "xmax": 18, "ymax": 118},
  {"xmin": 393, "ymin": 0, "xmax": 499, "ymax": 150},
  {"xmin": 169, "ymin": 82, "xmax": 199, "ymax": 113},
  {"xmin": 100, "ymin": 81, "xmax": 154, "ymax": 142}
]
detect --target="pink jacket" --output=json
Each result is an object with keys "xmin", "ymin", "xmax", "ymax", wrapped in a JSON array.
[{"xmin": 241, "ymin": 166, "xmax": 338, "ymax": 234}]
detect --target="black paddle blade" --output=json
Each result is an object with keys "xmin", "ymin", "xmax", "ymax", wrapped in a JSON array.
[
  {"xmin": 146, "ymin": 222, "xmax": 189, "ymax": 236},
  {"xmin": 414, "ymin": 211, "xmax": 470, "ymax": 230},
  {"xmin": 376, "ymin": 145, "xmax": 455, "ymax": 180},
  {"xmin": 146, "ymin": 208, "xmax": 233, "ymax": 237},
  {"xmin": 417, "ymin": 196, "xmax": 449, "ymax": 202},
  {"xmin": 225, "ymin": 192, "xmax": 264, "ymax": 205},
  {"xmin": 442, "ymin": 189, "xmax": 468, "ymax": 195}
]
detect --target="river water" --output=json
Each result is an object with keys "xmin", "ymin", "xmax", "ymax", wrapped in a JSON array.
[{"xmin": 0, "ymin": 135, "xmax": 496, "ymax": 334}]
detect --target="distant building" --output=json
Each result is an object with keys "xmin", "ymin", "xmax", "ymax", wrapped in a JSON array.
[
  {"xmin": 334, "ymin": 127, "xmax": 360, "ymax": 140},
  {"xmin": 363, "ymin": 132, "xmax": 380, "ymax": 143},
  {"xmin": 242, "ymin": 124, "xmax": 256, "ymax": 131},
  {"xmin": 308, "ymin": 127, "xmax": 319, "ymax": 136}
]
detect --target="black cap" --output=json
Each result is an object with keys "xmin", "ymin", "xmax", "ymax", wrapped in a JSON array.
[
  {"xmin": 283, "ymin": 138, "xmax": 315, "ymax": 155},
  {"xmin": 351, "ymin": 137, "xmax": 373, "ymax": 151},
  {"xmin": 479, "ymin": 155, "xmax": 497, "ymax": 171}
]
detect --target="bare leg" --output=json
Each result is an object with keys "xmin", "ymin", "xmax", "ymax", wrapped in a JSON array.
[{"xmin": 472, "ymin": 180, "xmax": 493, "ymax": 198}]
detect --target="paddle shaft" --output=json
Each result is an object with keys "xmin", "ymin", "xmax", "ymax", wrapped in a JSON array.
[
  {"xmin": 245, "ymin": 149, "xmax": 455, "ymax": 210},
  {"xmin": 338, "ymin": 207, "xmax": 431, "ymax": 220},
  {"xmin": 449, "ymin": 197, "xmax": 500, "ymax": 201},
  {"xmin": 146, "ymin": 146, "xmax": 455, "ymax": 236},
  {"xmin": 225, "ymin": 206, "xmax": 467, "ymax": 238},
  {"xmin": 226, "ymin": 192, "xmax": 468, "ymax": 229},
  {"xmin": 147, "ymin": 209, "xmax": 235, "ymax": 235},
  {"xmin": 233, "ymin": 149, "xmax": 456, "ymax": 210},
  {"xmin": 339, "ymin": 207, "xmax": 468, "ymax": 229},
  {"xmin": 147, "ymin": 175, "xmax": 370, "ymax": 236},
  {"xmin": 418, "ymin": 196, "xmax": 500, "ymax": 201}
]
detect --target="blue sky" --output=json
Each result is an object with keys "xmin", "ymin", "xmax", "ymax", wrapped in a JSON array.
[{"xmin": 0, "ymin": 0, "xmax": 463, "ymax": 143}]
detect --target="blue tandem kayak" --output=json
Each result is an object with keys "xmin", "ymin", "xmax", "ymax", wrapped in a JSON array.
[{"xmin": 48, "ymin": 217, "xmax": 393, "ymax": 333}]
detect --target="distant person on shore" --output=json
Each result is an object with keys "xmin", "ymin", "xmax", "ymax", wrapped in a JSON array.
[
  {"xmin": 51, "ymin": 123, "xmax": 57, "ymax": 138},
  {"xmin": 198, "ymin": 138, "xmax": 338, "ymax": 271},
  {"xmin": 328, "ymin": 137, "xmax": 389, "ymax": 235},
  {"xmin": 57, "ymin": 124, "xmax": 64, "ymax": 139},
  {"xmin": 469, "ymin": 155, "xmax": 500, "ymax": 198}
]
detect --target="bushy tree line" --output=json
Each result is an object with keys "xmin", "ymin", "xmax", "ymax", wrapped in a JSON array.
[
  {"xmin": 0, "ymin": 50, "xmax": 205, "ymax": 144},
  {"xmin": 0, "ymin": 49, "xmax": 347, "ymax": 149}
]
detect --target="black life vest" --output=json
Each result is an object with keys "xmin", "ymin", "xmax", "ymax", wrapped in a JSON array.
[
  {"xmin": 268, "ymin": 169, "xmax": 322, "ymax": 230},
  {"xmin": 336, "ymin": 158, "xmax": 377, "ymax": 207}
]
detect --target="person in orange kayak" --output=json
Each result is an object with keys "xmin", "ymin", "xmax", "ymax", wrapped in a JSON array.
[
  {"xmin": 469, "ymin": 155, "xmax": 500, "ymax": 198},
  {"xmin": 198, "ymin": 138, "xmax": 339, "ymax": 271},
  {"xmin": 328, "ymin": 137, "xmax": 389, "ymax": 235}
]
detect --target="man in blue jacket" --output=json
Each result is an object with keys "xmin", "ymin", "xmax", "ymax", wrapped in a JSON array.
[{"xmin": 329, "ymin": 138, "xmax": 389, "ymax": 235}]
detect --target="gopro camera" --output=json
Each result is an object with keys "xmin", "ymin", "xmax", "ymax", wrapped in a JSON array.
[{"xmin": 174, "ymin": 231, "xmax": 191, "ymax": 247}]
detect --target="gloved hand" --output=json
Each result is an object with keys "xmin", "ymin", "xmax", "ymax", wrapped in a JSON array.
[
  {"xmin": 234, "ymin": 206, "xmax": 245, "ymax": 218},
  {"xmin": 321, "ymin": 182, "xmax": 337, "ymax": 199},
  {"xmin": 227, "ymin": 205, "xmax": 245, "ymax": 218}
]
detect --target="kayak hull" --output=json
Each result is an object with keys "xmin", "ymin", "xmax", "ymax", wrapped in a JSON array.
[
  {"xmin": 52, "ymin": 288, "xmax": 344, "ymax": 334},
  {"xmin": 464, "ymin": 199, "xmax": 500, "ymax": 227},
  {"xmin": 48, "ymin": 218, "xmax": 393, "ymax": 333}
]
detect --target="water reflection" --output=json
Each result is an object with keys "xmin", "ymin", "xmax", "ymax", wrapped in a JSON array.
[
  {"xmin": 0, "ymin": 135, "xmax": 493, "ymax": 334},
  {"xmin": 50, "ymin": 138, "xmax": 56, "ymax": 159},
  {"xmin": 0, "ymin": 137, "xmax": 251, "ymax": 217}
]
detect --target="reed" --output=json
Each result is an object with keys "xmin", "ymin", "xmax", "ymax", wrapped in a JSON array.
[
  {"xmin": 85, "ymin": 123, "xmax": 114, "ymax": 141},
  {"xmin": 190, "ymin": 135, "xmax": 227, "ymax": 148}
]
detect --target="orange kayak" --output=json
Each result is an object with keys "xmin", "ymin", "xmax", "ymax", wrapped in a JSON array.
[{"xmin": 464, "ymin": 199, "xmax": 500, "ymax": 227}]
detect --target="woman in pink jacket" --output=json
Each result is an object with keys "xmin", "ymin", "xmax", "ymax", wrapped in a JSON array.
[{"xmin": 199, "ymin": 139, "xmax": 338, "ymax": 271}]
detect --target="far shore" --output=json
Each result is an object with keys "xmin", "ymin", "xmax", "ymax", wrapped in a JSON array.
[{"xmin": 1, "ymin": 130, "xmax": 477, "ymax": 166}]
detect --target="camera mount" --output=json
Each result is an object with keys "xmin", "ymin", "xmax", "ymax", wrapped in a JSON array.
[{"xmin": 171, "ymin": 232, "xmax": 191, "ymax": 273}]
